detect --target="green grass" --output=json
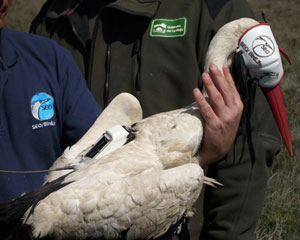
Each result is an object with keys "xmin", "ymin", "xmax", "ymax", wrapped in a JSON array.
[
  {"xmin": 5, "ymin": 0, "xmax": 300, "ymax": 239},
  {"xmin": 248, "ymin": 0, "xmax": 300, "ymax": 239},
  {"xmin": 4, "ymin": 0, "xmax": 44, "ymax": 31}
]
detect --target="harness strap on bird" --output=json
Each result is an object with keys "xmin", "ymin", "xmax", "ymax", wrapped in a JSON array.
[
  {"xmin": 84, "ymin": 124, "xmax": 135, "ymax": 159},
  {"xmin": 0, "ymin": 125, "xmax": 135, "ymax": 174},
  {"xmin": 232, "ymin": 51, "xmax": 257, "ymax": 165}
]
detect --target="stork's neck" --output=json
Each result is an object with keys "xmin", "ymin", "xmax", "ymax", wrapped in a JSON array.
[{"xmin": 204, "ymin": 18, "xmax": 259, "ymax": 72}]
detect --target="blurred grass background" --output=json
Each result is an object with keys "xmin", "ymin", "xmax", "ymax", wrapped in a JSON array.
[
  {"xmin": 248, "ymin": 1, "xmax": 300, "ymax": 239},
  {"xmin": 4, "ymin": 0, "xmax": 299, "ymax": 239}
]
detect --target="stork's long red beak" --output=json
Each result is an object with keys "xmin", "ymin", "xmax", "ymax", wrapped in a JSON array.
[{"xmin": 263, "ymin": 84, "xmax": 293, "ymax": 156}]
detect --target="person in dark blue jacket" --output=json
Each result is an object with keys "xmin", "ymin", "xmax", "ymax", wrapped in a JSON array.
[{"xmin": 0, "ymin": 0, "xmax": 101, "ymax": 202}]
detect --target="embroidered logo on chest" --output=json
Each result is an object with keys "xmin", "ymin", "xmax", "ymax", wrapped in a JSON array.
[
  {"xmin": 31, "ymin": 92, "xmax": 55, "ymax": 121},
  {"xmin": 150, "ymin": 18, "xmax": 187, "ymax": 38}
]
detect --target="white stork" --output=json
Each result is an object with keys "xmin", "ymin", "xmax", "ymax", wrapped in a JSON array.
[{"xmin": 0, "ymin": 17, "xmax": 292, "ymax": 240}]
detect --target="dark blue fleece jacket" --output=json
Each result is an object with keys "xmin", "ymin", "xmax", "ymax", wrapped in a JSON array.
[{"xmin": 0, "ymin": 27, "xmax": 101, "ymax": 202}]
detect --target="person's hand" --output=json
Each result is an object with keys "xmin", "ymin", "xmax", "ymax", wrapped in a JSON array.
[{"xmin": 193, "ymin": 64, "xmax": 243, "ymax": 168}]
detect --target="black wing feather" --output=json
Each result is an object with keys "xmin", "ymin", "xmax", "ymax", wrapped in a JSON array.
[{"xmin": 0, "ymin": 173, "xmax": 73, "ymax": 240}]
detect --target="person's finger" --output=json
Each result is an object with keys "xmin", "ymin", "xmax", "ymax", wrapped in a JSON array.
[
  {"xmin": 208, "ymin": 64, "xmax": 236, "ymax": 108},
  {"xmin": 222, "ymin": 65, "xmax": 244, "ymax": 114},
  {"xmin": 193, "ymin": 88, "xmax": 218, "ymax": 122},
  {"xmin": 202, "ymin": 71, "xmax": 226, "ymax": 115}
]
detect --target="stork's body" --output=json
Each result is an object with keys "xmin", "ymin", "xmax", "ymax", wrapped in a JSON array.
[
  {"xmin": 26, "ymin": 103, "xmax": 206, "ymax": 240},
  {"xmin": 1, "ymin": 98, "xmax": 211, "ymax": 240}
]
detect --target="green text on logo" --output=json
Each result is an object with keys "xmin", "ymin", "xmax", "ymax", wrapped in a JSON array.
[{"xmin": 150, "ymin": 18, "xmax": 187, "ymax": 38}]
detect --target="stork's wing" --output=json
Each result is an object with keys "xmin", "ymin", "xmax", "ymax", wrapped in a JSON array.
[
  {"xmin": 47, "ymin": 93, "xmax": 142, "ymax": 182},
  {"xmin": 26, "ymin": 163, "xmax": 204, "ymax": 240}
]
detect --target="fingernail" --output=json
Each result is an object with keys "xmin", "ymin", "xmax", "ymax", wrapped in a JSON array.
[
  {"xmin": 193, "ymin": 88, "xmax": 202, "ymax": 98},
  {"xmin": 193, "ymin": 88, "xmax": 200, "ymax": 95},
  {"xmin": 202, "ymin": 72, "xmax": 209, "ymax": 80},
  {"xmin": 211, "ymin": 64, "xmax": 217, "ymax": 71}
]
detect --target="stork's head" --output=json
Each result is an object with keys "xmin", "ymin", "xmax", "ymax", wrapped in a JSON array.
[{"xmin": 204, "ymin": 17, "xmax": 293, "ymax": 157}]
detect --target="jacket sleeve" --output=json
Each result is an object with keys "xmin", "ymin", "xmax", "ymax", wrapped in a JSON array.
[
  {"xmin": 59, "ymin": 50, "xmax": 102, "ymax": 149},
  {"xmin": 197, "ymin": 1, "xmax": 283, "ymax": 239}
]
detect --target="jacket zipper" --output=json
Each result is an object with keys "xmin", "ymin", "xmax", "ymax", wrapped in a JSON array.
[
  {"xmin": 87, "ymin": 14, "xmax": 101, "ymax": 90},
  {"xmin": 133, "ymin": 38, "xmax": 142, "ymax": 92},
  {"xmin": 104, "ymin": 44, "xmax": 111, "ymax": 108}
]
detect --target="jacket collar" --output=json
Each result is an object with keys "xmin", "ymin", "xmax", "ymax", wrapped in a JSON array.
[
  {"xmin": 42, "ymin": 0, "xmax": 160, "ymax": 52},
  {"xmin": 46, "ymin": 0, "xmax": 160, "ymax": 19},
  {"xmin": 106, "ymin": 0, "xmax": 160, "ymax": 19},
  {"xmin": 0, "ymin": 27, "xmax": 18, "ymax": 69}
]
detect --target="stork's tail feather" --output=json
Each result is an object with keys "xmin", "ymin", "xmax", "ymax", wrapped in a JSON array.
[
  {"xmin": 0, "ymin": 174, "xmax": 72, "ymax": 240},
  {"xmin": 203, "ymin": 176, "xmax": 223, "ymax": 188}
]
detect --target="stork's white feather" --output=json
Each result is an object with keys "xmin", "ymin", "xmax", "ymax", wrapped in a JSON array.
[
  {"xmin": 46, "ymin": 93, "xmax": 143, "ymax": 182},
  {"xmin": 28, "ymin": 164, "xmax": 203, "ymax": 240}
]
